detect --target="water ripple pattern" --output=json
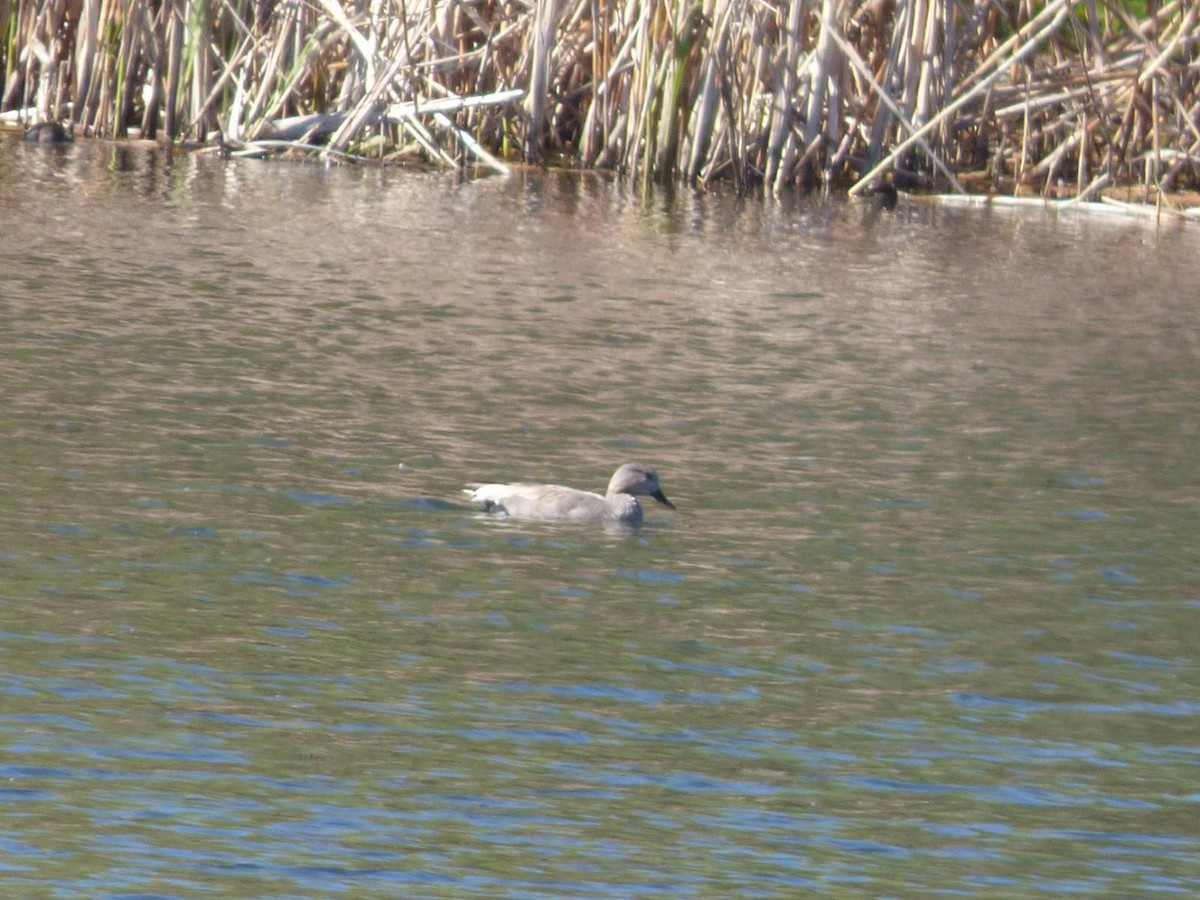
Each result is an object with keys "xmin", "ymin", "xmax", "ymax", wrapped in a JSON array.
[{"xmin": 1, "ymin": 135, "xmax": 1199, "ymax": 896}]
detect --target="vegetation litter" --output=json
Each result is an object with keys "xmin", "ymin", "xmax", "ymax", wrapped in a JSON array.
[{"xmin": 2, "ymin": 0, "xmax": 1197, "ymax": 208}]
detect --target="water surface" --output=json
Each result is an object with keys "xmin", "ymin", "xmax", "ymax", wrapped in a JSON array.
[{"xmin": 2, "ymin": 135, "xmax": 1199, "ymax": 896}]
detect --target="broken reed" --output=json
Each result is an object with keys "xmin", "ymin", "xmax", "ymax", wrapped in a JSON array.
[{"xmin": 2, "ymin": 0, "xmax": 1197, "ymax": 196}]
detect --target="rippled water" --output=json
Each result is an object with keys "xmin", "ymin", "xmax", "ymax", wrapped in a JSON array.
[{"xmin": 2, "ymin": 135, "xmax": 1199, "ymax": 896}]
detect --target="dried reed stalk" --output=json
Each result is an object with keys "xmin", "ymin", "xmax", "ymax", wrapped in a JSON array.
[{"xmin": 0, "ymin": 0, "xmax": 1195, "ymax": 202}]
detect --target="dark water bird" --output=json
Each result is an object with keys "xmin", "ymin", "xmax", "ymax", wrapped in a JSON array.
[
  {"xmin": 465, "ymin": 463, "xmax": 676, "ymax": 525},
  {"xmin": 24, "ymin": 121, "xmax": 71, "ymax": 144},
  {"xmin": 870, "ymin": 180, "xmax": 898, "ymax": 209}
]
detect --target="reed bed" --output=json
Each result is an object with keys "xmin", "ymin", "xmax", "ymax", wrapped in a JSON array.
[{"xmin": 2, "ymin": 0, "xmax": 1197, "ymax": 200}]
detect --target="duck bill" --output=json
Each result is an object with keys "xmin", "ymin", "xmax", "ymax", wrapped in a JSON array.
[{"xmin": 651, "ymin": 489, "xmax": 676, "ymax": 510}]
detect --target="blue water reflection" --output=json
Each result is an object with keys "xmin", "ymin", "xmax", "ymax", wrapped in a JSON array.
[{"xmin": 3, "ymin": 136, "xmax": 1200, "ymax": 895}]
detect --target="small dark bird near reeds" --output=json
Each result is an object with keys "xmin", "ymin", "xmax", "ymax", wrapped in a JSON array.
[
  {"xmin": 25, "ymin": 122, "xmax": 71, "ymax": 144},
  {"xmin": 870, "ymin": 180, "xmax": 898, "ymax": 210}
]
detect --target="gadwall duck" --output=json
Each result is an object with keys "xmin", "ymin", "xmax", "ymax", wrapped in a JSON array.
[{"xmin": 465, "ymin": 463, "xmax": 676, "ymax": 525}]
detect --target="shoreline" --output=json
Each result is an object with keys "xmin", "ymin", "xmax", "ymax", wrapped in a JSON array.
[
  {"xmin": 4, "ymin": 2, "xmax": 1195, "ymax": 207},
  {"xmin": 6, "ymin": 120, "xmax": 1197, "ymax": 226}
]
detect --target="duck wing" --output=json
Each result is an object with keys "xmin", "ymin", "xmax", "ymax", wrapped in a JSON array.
[{"xmin": 467, "ymin": 483, "xmax": 610, "ymax": 522}]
